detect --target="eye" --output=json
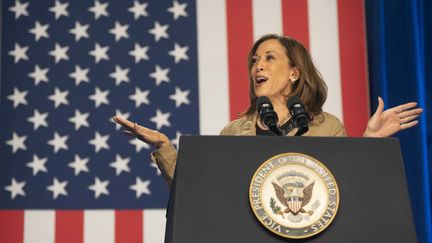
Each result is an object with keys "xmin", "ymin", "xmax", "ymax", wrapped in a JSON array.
[
  {"xmin": 265, "ymin": 54, "xmax": 274, "ymax": 61},
  {"xmin": 251, "ymin": 56, "xmax": 258, "ymax": 64}
]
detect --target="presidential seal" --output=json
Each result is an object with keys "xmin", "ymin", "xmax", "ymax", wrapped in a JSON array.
[{"xmin": 249, "ymin": 153, "xmax": 339, "ymax": 239}]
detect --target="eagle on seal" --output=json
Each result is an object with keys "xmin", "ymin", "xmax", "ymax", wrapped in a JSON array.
[{"xmin": 272, "ymin": 181, "xmax": 315, "ymax": 216}]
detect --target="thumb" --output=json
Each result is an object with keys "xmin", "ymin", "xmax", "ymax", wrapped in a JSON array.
[{"xmin": 373, "ymin": 96, "xmax": 384, "ymax": 116}]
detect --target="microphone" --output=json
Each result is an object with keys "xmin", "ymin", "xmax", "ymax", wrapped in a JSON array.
[
  {"xmin": 256, "ymin": 96, "xmax": 283, "ymax": 136},
  {"xmin": 287, "ymin": 96, "xmax": 310, "ymax": 136}
]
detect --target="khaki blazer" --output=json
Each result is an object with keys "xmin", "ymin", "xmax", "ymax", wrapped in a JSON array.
[{"xmin": 152, "ymin": 112, "xmax": 347, "ymax": 185}]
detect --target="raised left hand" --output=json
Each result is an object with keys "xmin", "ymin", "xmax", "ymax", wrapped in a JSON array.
[{"xmin": 363, "ymin": 97, "xmax": 423, "ymax": 137}]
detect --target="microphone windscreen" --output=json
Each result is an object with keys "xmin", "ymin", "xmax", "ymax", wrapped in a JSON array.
[
  {"xmin": 255, "ymin": 96, "xmax": 271, "ymax": 108},
  {"xmin": 287, "ymin": 96, "xmax": 301, "ymax": 108}
]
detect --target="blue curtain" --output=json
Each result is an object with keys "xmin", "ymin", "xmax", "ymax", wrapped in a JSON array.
[{"xmin": 365, "ymin": 0, "xmax": 432, "ymax": 242}]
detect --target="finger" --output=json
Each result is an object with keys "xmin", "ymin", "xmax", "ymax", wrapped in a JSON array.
[
  {"xmin": 389, "ymin": 102, "xmax": 418, "ymax": 114},
  {"xmin": 401, "ymin": 120, "xmax": 419, "ymax": 129},
  {"xmin": 113, "ymin": 115, "xmax": 135, "ymax": 129},
  {"xmin": 113, "ymin": 115, "xmax": 134, "ymax": 128},
  {"xmin": 133, "ymin": 122, "xmax": 144, "ymax": 137},
  {"xmin": 374, "ymin": 97, "xmax": 384, "ymax": 116},
  {"xmin": 133, "ymin": 122, "xmax": 139, "ymax": 133},
  {"xmin": 132, "ymin": 123, "xmax": 155, "ymax": 135},
  {"xmin": 122, "ymin": 130, "xmax": 136, "ymax": 137},
  {"xmin": 124, "ymin": 128, "xmax": 153, "ymax": 143},
  {"xmin": 398, "ymin": 108, "xmax": 423, "ymax": 119},
  {"xmin": 401, "ymin": 114, "xmax": 421, "ymax": 123}
]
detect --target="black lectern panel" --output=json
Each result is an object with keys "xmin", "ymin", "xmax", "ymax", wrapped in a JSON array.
[{"xmin": 165, "ymin": 136, "xmax": 417, "ymax": 243}]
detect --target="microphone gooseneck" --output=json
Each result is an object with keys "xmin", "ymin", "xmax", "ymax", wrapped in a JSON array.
[
  {"xmin": 255, "ymin": 96, "xmax": 284, "ymax": 136},
  {"xmin": 287, "ymin": 96, "xmax": 310, "ymax": 136}
]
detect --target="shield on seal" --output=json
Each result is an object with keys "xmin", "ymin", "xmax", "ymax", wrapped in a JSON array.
[{"xmin": 288, "ymin": 197, "xmax": 302, "ymax": 213}]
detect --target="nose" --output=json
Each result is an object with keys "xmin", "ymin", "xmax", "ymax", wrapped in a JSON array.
[{"xmin": 256, "ymin": 60, "xmax": 265, "ymax": 71}]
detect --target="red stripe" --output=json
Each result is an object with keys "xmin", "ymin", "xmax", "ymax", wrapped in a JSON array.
[
  {"xmin": 338, "ymin": 0, "xmax": 370, "ymax": 136},
  {"xmin": 226, "ymin": 0, "xmax": 254, "ymax": 120},
  {"xmin": 282, "ymin": 0, "xmax": 310, "ymax": 49},
  {"xmin": 55, "ymin": 210, "xmax": 83, "ymax": 243},
  {"xmin": 115, "ymin": 210, "xmax": 142, "ymax": 243},
  {"xmin": 0, "ymin": 210, "xmax": 24, "ymax": 243}
]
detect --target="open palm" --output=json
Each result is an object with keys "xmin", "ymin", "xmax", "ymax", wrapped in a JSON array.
[
  {"xmin": 364, "ymin": 97, "xmax": 422, "ymax": 137},
  {"xmin": 113, "ymin": 115, "xmax": 170, "ymax": 149}
]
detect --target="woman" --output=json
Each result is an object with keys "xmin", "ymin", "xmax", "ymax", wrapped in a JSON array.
[{"xmin": 113, "ymin": 34, "xmax": 422, "ymax": 185}]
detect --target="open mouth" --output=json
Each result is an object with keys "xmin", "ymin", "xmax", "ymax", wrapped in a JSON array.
[{"xmin": 255, "ymin": 76, "xmax": 268, "ymax": 85}]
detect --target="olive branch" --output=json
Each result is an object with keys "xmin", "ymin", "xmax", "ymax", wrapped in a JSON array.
[{"xmin": 270, "ymin": 197, "xmax": 282, "ymax": 215}]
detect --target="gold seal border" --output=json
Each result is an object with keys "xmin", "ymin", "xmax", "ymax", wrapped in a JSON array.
[{"xmin": 249, "ymin": 152, "xmax": 340, "ymax": 239}]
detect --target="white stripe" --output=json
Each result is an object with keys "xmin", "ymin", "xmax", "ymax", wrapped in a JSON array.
[
  {"xmin": 143, "ymin": 209, "xmax": 166, "ymax": 243},
  {"xmin": 252, "ymin": 0, "xmax": 283, "ymax": 41},
  {"xmin": 24, "ymin": 210, "xmax": 55, "ymax": 243},
  {"xmin": 308, "ymin": 0, "xmax": 343, "ymax": 120},
  {"xmin": 84, "ymin": 210, "xmax": 114, "ymax": 243},
  {"xmin": 196, "ymin": 0, "xmax": 230, "ymax": 135}
]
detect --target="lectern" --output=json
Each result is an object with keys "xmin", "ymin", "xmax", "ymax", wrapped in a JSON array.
[{"xmin": 165, "ymin": 136, "xmax": 417, "ymax": 243}]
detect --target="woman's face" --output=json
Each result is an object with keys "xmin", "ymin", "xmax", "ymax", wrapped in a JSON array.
[{"xmin": 250, "ymin": 39, "xmax": 296, "ymax": 101}]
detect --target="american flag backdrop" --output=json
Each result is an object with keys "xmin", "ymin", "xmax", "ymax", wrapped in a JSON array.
[{"xmin": 0, "ymin": 0, "xmax": 369, "ymax": 242}]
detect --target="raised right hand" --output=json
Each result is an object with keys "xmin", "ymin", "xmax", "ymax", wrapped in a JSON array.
[{"xmin": 112, "ymin": 115, "xmax": 170, "ymax": 149}]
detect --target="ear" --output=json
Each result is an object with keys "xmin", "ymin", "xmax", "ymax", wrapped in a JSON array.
[{"xmin": 290, "ymin": 67, "xmax": 300, "ymax": 82}]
